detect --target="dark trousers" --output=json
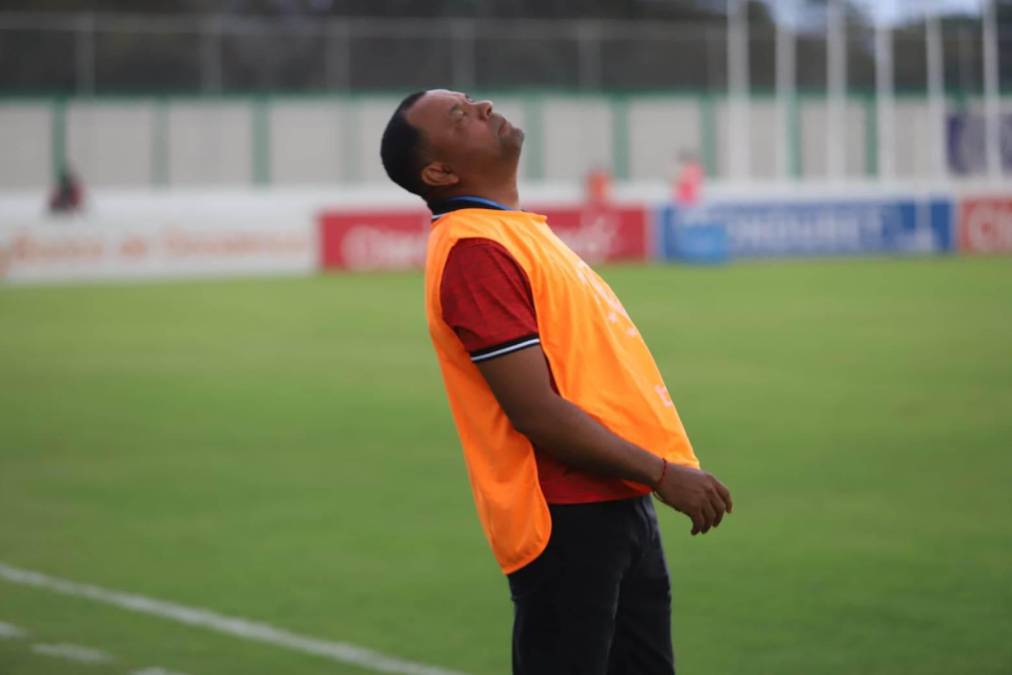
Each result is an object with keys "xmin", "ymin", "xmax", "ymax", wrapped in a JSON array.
[{"xmin": 507, "ymin": 495, "xmax": 675, "ymax": 675}]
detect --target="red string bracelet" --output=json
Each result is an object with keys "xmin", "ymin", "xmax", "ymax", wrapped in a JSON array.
[{"xmin": 652, "ymin": 457, "xmax": 668, "ymax": 491}]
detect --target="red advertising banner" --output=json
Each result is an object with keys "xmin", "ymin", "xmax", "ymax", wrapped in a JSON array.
[
  {"xmin": 959, "ymin": 197, "xmax": 1012, "ymax": 254},
  {"xmin": 537, "ymin": 204, "xmax": 649, "ymax": 264},
  {"xmin": 318, "ymin": 210, "xmax": 429, "ymax": 271},
  {"xmin": 318, "ymin": 204, "xmax": 649, "ymax": 271}
]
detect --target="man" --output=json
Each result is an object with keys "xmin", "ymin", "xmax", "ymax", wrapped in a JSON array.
[{"xmin": 380, "ymin": 90, "xmax": 733, "ymax": 674}]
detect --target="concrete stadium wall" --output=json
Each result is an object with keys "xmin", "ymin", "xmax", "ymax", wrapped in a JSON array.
[
  {"xmin": 0, "ymin": 103, "xmax": 51, "ymax": 189},
  {"xmin": 68, "ymin": 102, "xmax": 156, "ymax": 187},
  {"xmin": 1, "ymin": 94, "xmax": 1009, "ymax": 191}
]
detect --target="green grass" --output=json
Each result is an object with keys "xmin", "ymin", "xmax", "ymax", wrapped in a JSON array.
[{"xmin": 1, "ymin": 256, "xmax": 1010, "ymax": 675}]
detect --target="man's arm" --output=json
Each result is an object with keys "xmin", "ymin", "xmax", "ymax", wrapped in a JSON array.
[{"xmin": 477, "ymin": 345, "xmax": 733, "ymax": 535}]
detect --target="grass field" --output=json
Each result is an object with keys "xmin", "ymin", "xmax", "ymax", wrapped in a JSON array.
[{"xmin": 1, "ymin": 256, "xmax": 1010, "ymax": 675}]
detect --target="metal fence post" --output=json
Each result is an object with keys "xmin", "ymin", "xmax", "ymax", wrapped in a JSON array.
[
  {"xmin": 826, "ymin": 0, "xmax": 847, "ymax": 180},
  {"xmin": 151, "ymin": 97, "xmax": 170, "ymax": 187},
  {"xmin": 726, "ymin": 0, "xmax": 750, "ymax": 180},
  {"xmin": 958, "ymin": 24, "xmax": 973, "ymax": 96},
  {"xmin": 776, "ymin": 0, "xmax": 797, "ymax": 181},
  {"xmin": 611, "ymin": 94, "xmax": 629, "ymax": 179},
  {"xmin": 50, "ymin": 96, "xmax": 68, "ymax": 181},
  {"xmin": 451, "ymin": 20, "xmax": 475, "ymax": 92},
  {"xmin": 523, "ymin": 95, "xmax": 544, "ymax": 180},
  {"xmin": 252, "ymin": 95, "xmax": 271, "ymax": 186},
  {"xmin": 201, "ymin": 15, "xmax": 222, "ymax": 93},
  {"xmin": 704, "ymin": 25, "xmax": 722, "ymax": 93},
  {"xmin": 700, "ymin": 93, "xmax": 718, "ymax": 178},
  {"xmin": 75, "ymin": 13, "xmax": 95, "ymax": 94},
  {"xmin": 577, "ymin": 21, "xmax": 602, "ymax": 91},
  {"xmin": 982, "ymin": 0, "xmax": 1002, "ymax": 179},
  {"xmin": 326, "ymin": 19, "xmax": 352, "ymax": 90},
  {"xmin": 925, "ymin": 6, "xmax": 947, "ymax": 178},
  {"xmin": 874, "ymin": 12, "xmax": 895, "ymax": 180}
]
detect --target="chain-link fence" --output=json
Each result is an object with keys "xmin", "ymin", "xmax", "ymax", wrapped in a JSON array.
[{"xmin": 0, "ymin": 12, "xmax": 1008, "ymax": 94}]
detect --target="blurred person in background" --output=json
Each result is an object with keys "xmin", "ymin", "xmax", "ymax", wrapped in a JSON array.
[
  {"xmin": 585, "ymin": 166, "xmax": 613, "ymax": 204},
  {"xmin": 381, "ymin": 89, "xmax": 733, "ymax": 675},
  {"xmin": 672, "ymin": 150, "xmax": 703, "ymax": 207},
  {"xmin": 47, "ymin": 166, "xmax": 85, "ymax": 215}
]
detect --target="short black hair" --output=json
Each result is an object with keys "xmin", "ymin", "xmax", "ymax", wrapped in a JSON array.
[{"xmin": 380, "ymin": 91, "xmax": 428, "ymax": 197}]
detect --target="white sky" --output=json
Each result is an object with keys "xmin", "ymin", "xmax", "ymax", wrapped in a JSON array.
[
  {"xmin": 851, "ymin": 0, "xmax": 983, "ymax": 23},
  {"xmin": 763, "ymin": 0, "xmax": 984, "ymax": 27}
]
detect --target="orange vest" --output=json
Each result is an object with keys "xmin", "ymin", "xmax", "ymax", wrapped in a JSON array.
[{"xmin": 424, "ymin": 208, "xmax": 699, "ymax": 574}]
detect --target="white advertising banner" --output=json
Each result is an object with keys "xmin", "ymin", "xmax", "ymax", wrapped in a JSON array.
[{"xmin": 0, "ymin": 222, "xmax": 314, "ymax": 284}]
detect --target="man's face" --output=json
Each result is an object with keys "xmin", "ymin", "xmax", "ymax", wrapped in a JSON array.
[{"xmin": 405, "ymin": 89, "xmax": 524, "ymax": 190}]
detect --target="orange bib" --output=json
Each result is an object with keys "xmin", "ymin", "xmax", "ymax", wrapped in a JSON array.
[{"xmin": 424, "ymin": 208, "xmax": 699, "ymax": 574}]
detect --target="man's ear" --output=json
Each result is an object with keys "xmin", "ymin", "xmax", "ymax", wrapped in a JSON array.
[{"xmin": 421, "ymin": 162, "xmax": 460, "ymax": 189}]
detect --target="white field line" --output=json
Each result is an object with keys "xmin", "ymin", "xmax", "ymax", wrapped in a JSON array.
[
  {"xmin": 132, "ymin": 668, "xmax": 191, "ymax": 675},
  {"xmin": 32, "ymin": 642, "xmax": 114, "ymax": 663},
  {"xmin": 0, "ymin": 621, "xmax": 27, "ymax": 639},
  {"xmin": 0, "ymin": 562, "xmax": 469, "ymax": 675}
]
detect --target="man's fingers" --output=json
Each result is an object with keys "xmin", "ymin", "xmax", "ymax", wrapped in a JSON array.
[
  {"xmin": 712, "ymin": 477, "xmax": 733, "ymax": 513},
  {"xmin": 699, "ymin": 502, "xmax": 716, "ymax": 534},
  {"xmin": 689, "ymin": 510, "xmax": 704, "ymax": 535},
  {"xmin": 709, "ymin": 492, "xmax": 725, "ymax": 528},
  {"xmin": 678, "ymin": 472, "xmax": 732, "ymax": 536}
]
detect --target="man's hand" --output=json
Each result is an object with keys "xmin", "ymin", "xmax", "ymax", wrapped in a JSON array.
[
  {"xmin": 476, "ymin": 344, "xmax": 735, "ymax": 537},
  {"xmin": 654, "ymin": 463, "xmax": 733, "ymax": 536}
]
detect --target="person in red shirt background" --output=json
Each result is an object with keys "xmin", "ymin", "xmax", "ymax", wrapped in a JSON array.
[
  {"xmin": 48, "ymin": 166, "xmax": 85, "ymax": 215},
  {"xmin": 674, "ymin": 151, "xmax": 703, "ymax": 207}
]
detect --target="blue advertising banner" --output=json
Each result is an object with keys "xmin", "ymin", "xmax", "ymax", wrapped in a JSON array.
[
  {"xmin": 947, "ymin": 112, "xmax": 1012, "ymax": 175},
  {"xmin": 657, "ymin": 197, "xmax": 953, "ymax": 262}
]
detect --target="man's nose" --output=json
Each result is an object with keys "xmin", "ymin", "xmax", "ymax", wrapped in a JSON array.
[{"xmin": 476, "ymin": 100, "xmax": 493, "ymax": 119}]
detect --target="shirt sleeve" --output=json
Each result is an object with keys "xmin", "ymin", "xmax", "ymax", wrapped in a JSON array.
[{"xmin": 440, "ymin": 238, "xmax": 540, "ymax": 363}]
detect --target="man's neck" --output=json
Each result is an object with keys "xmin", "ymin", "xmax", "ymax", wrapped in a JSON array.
[{"xmin": 436, "ymin": 183, "xmax": 520, "ymax": 210}]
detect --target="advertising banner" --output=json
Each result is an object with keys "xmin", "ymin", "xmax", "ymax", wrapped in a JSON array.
[
  {"xmin": 0, "ymin": 221, "xmax": 315, "ymax": 284},
  {"xmin": 537, "ymin": 204, "xmax": 649, "ymax": 264},
  {"xmin": 958, "ymin": 197, "xmax": 1012, "ymax": 254},
  {"xmin": 318, "ymin": 210, "xmax": 430, "ymax": 271},
  {"xmin": 658, "ymin": 197, "xmax": 953, "ymax": 261},
  {"xmin": 947, "ymin": 112, "xmax": 1012, "ymax": 175},
  {"xmin": 317, "ymin": 204, "xmax": 650, "ymax": 271}
]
